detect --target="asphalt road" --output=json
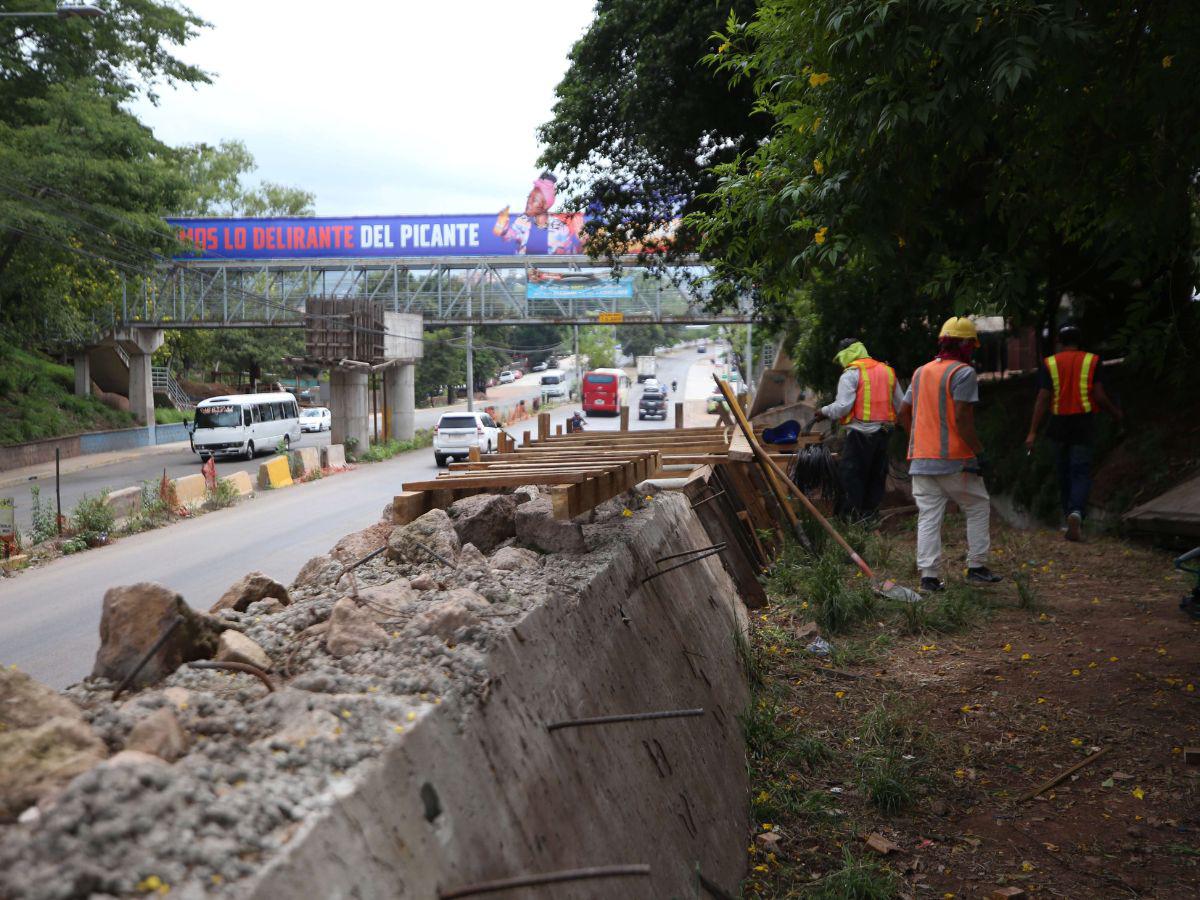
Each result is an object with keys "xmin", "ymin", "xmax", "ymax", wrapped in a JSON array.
[
  {"xmin": 0, "ymin": 348, "xmax": 724, "ymax": 689},
  {"xmin": 0, "ymin": 368, "xmax": 560, "ymax": 533}
]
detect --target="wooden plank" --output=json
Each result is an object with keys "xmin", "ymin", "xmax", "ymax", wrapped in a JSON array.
[
  {"xmin": 550, "ymin": 484, "xmax": 576, "ymax": 519},
  {"xmin": 402, "ymin": 472, "xmax": 593, "ymax": 491},
  {"xmin": 392, "ymin": 491, "xmax": 431, "ymax": 525}
]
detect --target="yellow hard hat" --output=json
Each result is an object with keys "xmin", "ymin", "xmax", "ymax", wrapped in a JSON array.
[{"xmin": 938, "ymin": 316, "xmax": 980, "ymax": 346}]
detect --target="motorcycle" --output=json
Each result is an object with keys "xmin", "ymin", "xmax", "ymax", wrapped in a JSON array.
[{"xmin": 568, "ymin": 411, "xmax": 587, "ymax": 433}]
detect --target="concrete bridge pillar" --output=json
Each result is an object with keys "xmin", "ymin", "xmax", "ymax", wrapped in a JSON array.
[
  {"xmin": 385, "ymin": 362, "xmax": 415, "ymax": 442},
  {"xmin": 128, "ymin": 350, "xmax": 154, "ymax": 441},
  {"xmin": 123, "ymin": 329, "xmax": 163, "ymax": 442},
  {"xmin": 74, "ymin": 354, "xmax": 91, "ymax": 397},
  {"xmin": 330, "ymin": 369, "xmax": 370, "ymax": 454}
]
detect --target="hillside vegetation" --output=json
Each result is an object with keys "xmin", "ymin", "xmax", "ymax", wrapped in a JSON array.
[{"xmin": 0, "ymin": 344, "xmax": 134, "ymax": 446}]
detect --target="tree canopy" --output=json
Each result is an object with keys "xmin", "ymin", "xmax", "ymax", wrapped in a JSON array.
[
  {"xmin": 692, "ymin": 1, "xmax": 1200, "ymax": 386},
  {"xmin": 538, "ymin": 0, "xmax": 764, "ymax": 256},
  {"xmin": 0, "ymin": 1, "xmax": 207, "ymax": 345}
]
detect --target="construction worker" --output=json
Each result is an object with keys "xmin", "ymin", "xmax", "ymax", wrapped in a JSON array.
[
  {"xmin": 898, "ymin": 317, "xmax": 1002, "ymax": 592},
  {"xmin": 812, "ymin": 339, "xmax": 903, "ymax": 521},
  {"xmin": 1024, "ymin": 323, "xmax": 1122, "ymax": 541}
]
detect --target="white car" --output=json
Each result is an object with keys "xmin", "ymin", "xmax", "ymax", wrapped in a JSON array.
[
  {"xmin": 498, "ymin": 370, "xmax": 517, "ymax": 384},
  {"xmin": 433, "ymin": 411, "xmax": 500, "ymax": 466},
  {"xmin": 300, "ymin": 407, "xmax": 331, "ymax": 432}
]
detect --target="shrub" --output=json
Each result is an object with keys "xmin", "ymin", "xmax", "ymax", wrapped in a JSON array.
[
  {"xmin": 206, "ymin": 477, "xmax": 240, "ymax": 510},
  {"xmin": 27, "ymin": 485, "xmax": 58, "ymax": 545},
  {"xmin": 71, "ymin": 491, "xmax": 114, "ymax": 547}
]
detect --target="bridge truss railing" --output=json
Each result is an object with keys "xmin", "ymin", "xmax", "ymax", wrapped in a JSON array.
[{"xmin": 114, "ymin": 254, "xmax": 750, "ymax": 327}]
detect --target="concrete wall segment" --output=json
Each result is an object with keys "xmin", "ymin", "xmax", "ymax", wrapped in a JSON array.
[{"xmin": 245, "ymin": 492, "xmax": 749, "ymax": 899}]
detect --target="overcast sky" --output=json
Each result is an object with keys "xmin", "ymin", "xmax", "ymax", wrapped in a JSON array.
[{"xmin": 132, "ymin": 0, "xmax": 597, "ymax": 217}]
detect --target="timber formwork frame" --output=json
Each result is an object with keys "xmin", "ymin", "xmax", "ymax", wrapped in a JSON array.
[
  {"xmin": 390, "ymin": 411, "xmax": 824, "ymax": 610},
  {"xmin": 113, "ymin": 254, "xmax": 754, "ymax": 328}
]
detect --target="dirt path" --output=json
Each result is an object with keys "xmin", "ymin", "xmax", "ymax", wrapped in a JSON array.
[{"xmin": 745, "ymin": 518, "xmax": 1200, "ymax": 898}]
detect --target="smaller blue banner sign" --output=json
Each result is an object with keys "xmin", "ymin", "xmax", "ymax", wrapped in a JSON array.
[{"xmin": 526, "ymin": 277, "xmax": 634, "ymax": 300}]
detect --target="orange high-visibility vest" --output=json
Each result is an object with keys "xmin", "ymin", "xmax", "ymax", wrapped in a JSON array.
[
  {"xmin": 1045, "ymin": 350, "xmax": 1098, "ymax": 415},
  {"xmin": 907, "ymin": 358, "xmax": 974, "ymax": 460},
  {"xmin": 841, "ymin": 358, "xmax": 898, "ymax": 425}
]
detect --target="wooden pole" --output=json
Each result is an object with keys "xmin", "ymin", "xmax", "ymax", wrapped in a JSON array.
[
  {"xmin": 674, "ymin": 402, "xmax": 684, "ymax": 429},
  {"xmin": 619, "ymin": 406, "xmax": 629, "ymax": 431},
  {"xmin": 538, "ymin": 412, "xmax": 550, "ymax": 442}
]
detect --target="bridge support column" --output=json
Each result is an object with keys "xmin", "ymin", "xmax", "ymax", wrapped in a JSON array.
[
  {"xmin": 128, "ymin": 350, "xmax": 155, "ymax": 442},
  {"xmin": 331, "ymin": 369, "xmax": 370, "ymax": 454},
  {"xmin": 385, "ymin": 362, "xmax": 415, "ymax": 442},
  {"xmin": 74, "ymin": 354, "xmax": 91, "ymax": 397}
]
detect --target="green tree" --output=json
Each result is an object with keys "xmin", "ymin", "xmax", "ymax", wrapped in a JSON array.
[
  {"xmin": 695, "ymin": 1, "xmax": 1200, "ymax": 387},
  {"xmin": 160, "ymin": 141, "xmax": 315, "ymax": 383},
  {"xmin": 538, "ymin": 0, "xmax": 764, "ymax": 257},
  {"xmin": 577, "ymin": 326, "xmax": 618, "ymax": 369},
  {"xmin": 0, "ymin": 2, "xmax": 208, "ymax": 344}
]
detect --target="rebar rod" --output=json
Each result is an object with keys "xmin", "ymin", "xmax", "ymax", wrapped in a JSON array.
[
  {"xmin": 655, "ymin": 542, "xmax": 727, "ymax": 565},
  {"xmin": 438, "ymin": 864, "xmax": 651, "ymax": 899},
  {"xmin": 547, "ymin": 708, "xmax": 704, "ymax": 732},
  {"xmin": 188, "ymin": 660, "xmax": 276, "ymax": 693},
  {"xmin": 642, "ymin": 547, "xmax": 725, "ymax": 584},
  {"xmin": 112, "ymin": 615, "xmax": 183, "ymax": 700}
]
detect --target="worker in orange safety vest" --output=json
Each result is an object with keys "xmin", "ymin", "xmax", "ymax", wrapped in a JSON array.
[
  {"xmin": 812, "ymin": 339, "xmax": 903, "ymax": 521},
  {"xmin": 1025, "ymin": 323, "xmax": 1122, "ymax": 542},
  {"xmin": 898, "ymin": 317, "xmax": 1002, "ymax": 593}
]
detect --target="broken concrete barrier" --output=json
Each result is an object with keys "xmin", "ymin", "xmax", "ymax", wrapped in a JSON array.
[
  {"xmin": 103, "ymin": 485, "xmax": 142, "ymax": 521},
  {"xmin": 448, "ymin": 493, "xmax": 517, "ymax": 553},
  {"xmin": 172, "ymin": 473, "xmax": 207, "ymax": 508},
  {"xmin": 326, "ymin": 597, "xmax": 389, "ymax": 658},
  {"xmin": 209, "ymin": 571, "xmax": 290, "ymax": 614},
  {"xmin": 489, "ymin": 545, "xmax": 539, "ymax": 571},
  {"xmin": 258, "ymin": 454, "xmax": 293, "ymax": 490},
  {"xmin": 91, "ymin": 583, "xmax": 222, "ymax": 690},
  {"xmin": 515, "ymin": 495, "xmax": 586, "ymax": 553},
  {"xmin": 386, "ymin": 508, "xmax": 460, "ymax": 566},
  {"xmin": 125, "ymin": 707, "xmax": 188, "ymax": 762},
  {"xmin": 321, "ymin": 444, "xmax": 346, "ymax": 468},
  {"xmin": 0, "ymin": 667, "xmax": 107, "ymax": 817},
  {"xmin": 288, "ymin": 446, "xmax": 320, "ymax": 478},
  {"xmin": 215, "ymin": 630, "xmax": 273, "ymax": 671},
  {"xmin": 222, "ymin": 470, "xmax": 254, "ymax": 497}
]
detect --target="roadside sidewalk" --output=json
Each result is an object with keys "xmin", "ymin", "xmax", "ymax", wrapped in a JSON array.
[{"xmin": 0, "ymin": 440, "xmax": 192, "ymax": 491}]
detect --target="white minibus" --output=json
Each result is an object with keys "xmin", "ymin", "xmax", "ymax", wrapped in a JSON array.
[{"xmin": 190, "ymin": 393, "xmax": 302, "ymax": 461}]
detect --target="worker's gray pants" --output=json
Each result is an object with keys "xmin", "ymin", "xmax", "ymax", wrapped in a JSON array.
[{"xmin": 912, "ymin": 472, "xmax": 992, "ymax": 578}]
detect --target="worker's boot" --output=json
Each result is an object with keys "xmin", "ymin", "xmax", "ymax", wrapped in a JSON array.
[{"xmin": 1065, "ymin": 511, "xmax": 1083, "ymax": 542}]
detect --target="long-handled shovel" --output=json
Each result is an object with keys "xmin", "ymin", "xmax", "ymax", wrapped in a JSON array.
[{"xmin": 715, "ymin": 376, "xmax": 923, "ymax": 604}]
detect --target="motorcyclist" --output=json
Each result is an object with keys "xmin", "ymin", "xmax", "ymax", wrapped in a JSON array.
[
  {"xmin": 569, "ymin": 410, "xmax": 587, "ymax": 433},
  {"xmin": 671, "ymin": 380, "xmax": 677, "ymax": 394}
]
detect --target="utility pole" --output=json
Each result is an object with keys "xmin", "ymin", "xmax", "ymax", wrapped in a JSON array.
[
  {"xmin": 745, "ymin": 320, "xmax": 753, "ymax": 390},
  {"xmin": 573, "ymin": 323, "xmax": 581, "ymax": 396},
  {"xmin": 465, "ymin": 324, "xmax": 475, "ymax": 412}
]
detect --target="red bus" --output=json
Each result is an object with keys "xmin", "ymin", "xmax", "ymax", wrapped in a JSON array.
[{"xmin": 581, "ymin": 368, "xmax": 631, "ymax": 415}]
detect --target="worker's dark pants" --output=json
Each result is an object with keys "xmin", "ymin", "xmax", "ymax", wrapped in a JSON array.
[
  {"xmin": 1054, "ymin": 441, "xmax": 1093, "ymax": 519},
  {"xmin": 836, "ymin": 428, "xmax": 892, "ymax": 521}
]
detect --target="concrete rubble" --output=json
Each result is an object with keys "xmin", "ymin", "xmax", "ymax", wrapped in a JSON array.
[
  {"xmin": 0, "ymin": 489, "xmax": 752, "ymax": 899},
  {"xmin": 208, "ymin": 572, "xmax": 291, "ymax": 615}
]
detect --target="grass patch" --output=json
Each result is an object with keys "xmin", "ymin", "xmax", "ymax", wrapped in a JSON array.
[
  {"xmin": 0, "ymin": 345, "xmax": 134, "ymax": 445},
  {"xmin": 154, "ymin": 407, "xmax": 190, "ymax": 425},
  {"xmin": 805, "ymin": 849, "xmax": 901, "ymax": 899},
  {"xmin": 897, "ymin": 580, "xmax": 990, "ymax": 634},
  {"xmin": 353, "ymin": 429, "xmax": 433, "ymax": 463}
]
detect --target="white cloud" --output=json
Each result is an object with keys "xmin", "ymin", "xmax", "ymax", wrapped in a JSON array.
[{"xmin": 132, "ymin": 0, "xmax": 596, "ymax": 215}]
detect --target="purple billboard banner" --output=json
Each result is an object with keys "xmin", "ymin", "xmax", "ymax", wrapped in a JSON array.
[{"xmin": 166, "ymin": 212, "xmax": 587, "ymax": 261}]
